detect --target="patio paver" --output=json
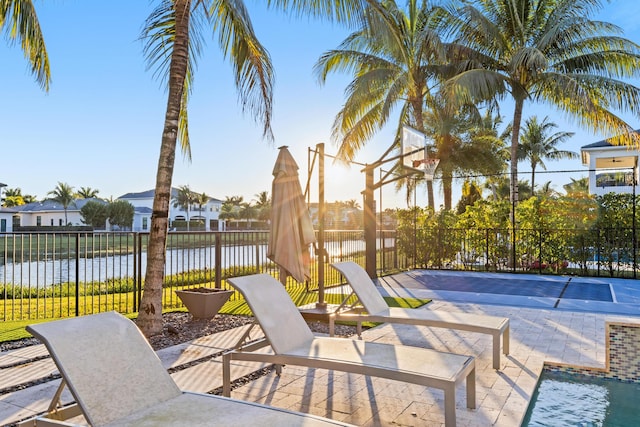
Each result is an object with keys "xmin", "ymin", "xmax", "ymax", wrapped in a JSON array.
[{"xmin": 2, "ymin": 270, "xmax": 640, "ymax": 426}]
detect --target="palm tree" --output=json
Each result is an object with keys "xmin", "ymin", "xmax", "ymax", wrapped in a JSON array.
[
  {"xmin": 314, "ymin": 0, "xmax": 449, "ymax": 208},
  {"xmin": 2, "ymin": 187, "xmax": 35, "ymax": 207},
  {"xmin": 137, "ymin": 0, "xmax": 372, "ymax": 336},
  {"xmin": 517, "ymin": 116, "xmax": 576, "ymax": 195},
  {"xmin": 563, "ymin": 177, "xmax": 589, "ymax": 196},
  {"xmin": 194, "ymin": 192, "xmax": 210, "ymax": 227},
  {"xmin": 137, "ymin": 0, "xmax": 275, "ymax": 335},
  {"xmin": 172, "ymin": 185, "xmax": 196, "ymax": 230},
  {"xmin": 2, "ymin": 0, "xmax": 50, "ymax": 90},
  {"xmin": 424, "ymin": 101, "xmax": 507, "ymax": 210},
  {"xmin": 76, "ymin": 187, "xmax": 100, "ymax": 199},
  {"xmin": 48, "ymin": 182, "xmax": 75, "ymax": 226},
  {"xmin": 439, "ymin": 0, "xmax": 640, "ymax": 211},
  {"xmin": 253, "ymin": 191, "xmax": 271, "ymax": 221},
  {"xmin": 537, "ymin": 181, "xmax": 558, "ymax": 199}
]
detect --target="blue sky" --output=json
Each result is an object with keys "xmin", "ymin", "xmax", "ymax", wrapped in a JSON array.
[{"xmin": 1, "ymin": 0, "xmax": 639, "ymax": 209}]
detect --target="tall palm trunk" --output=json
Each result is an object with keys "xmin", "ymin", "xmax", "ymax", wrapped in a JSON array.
[
  {"xmin": 137, "ymin": 0, "xmax": 191, "ymax": 337},
  {"xmin": 412, "ymin": 96, "xmax": 435, "ymax": 209},
  {"xmin": 530, "ymin": 161, "xmax": 536, "ymax": 196},
  {"xmin": 510, "ymin": 98, "xmax": 525, "ymax": 220},
  {"xmin": 442, "ymin": 175, "xmax": 452, "ymax": 210},
  {"xmin": 426, "ymin": 181, "xmax": 435, "ymax": 209}
]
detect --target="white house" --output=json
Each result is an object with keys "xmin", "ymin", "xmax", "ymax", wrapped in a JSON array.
[
  {"xmin": 117, "ymin": 188, "xmax": 223, "ymax": 231},
  {"xmin": 9, "ymin": 188, "xmax": 223, "ymax": 232},
  {"xmin": 581, "ymin": 133, "xmax": 640, "ymax": 197},
  {"xmin": 12, "ymin": 198, "xmax": 102, "ymax": 228},
  {"xmin": 0, "ymin": 207, "xmax": 18, "ymax": 232}
]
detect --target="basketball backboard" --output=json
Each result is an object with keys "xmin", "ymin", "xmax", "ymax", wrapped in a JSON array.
[{"xmin": 401, "ymin": 125, "xmax": 439, "ymax": 180}]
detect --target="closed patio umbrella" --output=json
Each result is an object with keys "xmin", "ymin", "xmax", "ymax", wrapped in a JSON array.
[{"xmin": 268, "ymin": 146, "xmax": 316, "ymax": 284}]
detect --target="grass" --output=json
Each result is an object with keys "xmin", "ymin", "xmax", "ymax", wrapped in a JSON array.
[{"xmin": 0, "ymin": 290, "xmax": 430, "ymax": 344}]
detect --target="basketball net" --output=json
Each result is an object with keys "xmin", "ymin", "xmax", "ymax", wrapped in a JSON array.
[{"xmin": 412, "ymin": 158, "xmax": 439, "ymax": 181}]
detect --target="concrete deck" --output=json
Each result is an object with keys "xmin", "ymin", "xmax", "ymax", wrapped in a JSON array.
[{"xmin": 2, "ymin": 270, "xmax": 640, "ymax": 426}]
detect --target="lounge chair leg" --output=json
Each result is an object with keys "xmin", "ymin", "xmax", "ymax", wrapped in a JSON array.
[
  {"xmin": 443, "ymin": 386, "xmax": 457, "ymax": 427},
  {"xmin": 356, "ymin": 321, "xmax": 362, "ymax": 339},
  {"xmin": 328, "ymin": 315, "xmax": 335, "ymax": 337},
  {"xmin": 503, "ymin": 326, "xmax": 510, "ymax": 355},
  {"xmin": 466, "ymin": 366, "xmax": 476, "ymax": 409},
  {"xmin": 275, "ymin": 364, "xmax": 283, "ymax": 376},
  {"xmin": 222, "ymin": 353, "xmax": 231, "ymax": 397},
  {"xmin": 493, "ymin": 333, "xmax": 500, "ymax": 370}
]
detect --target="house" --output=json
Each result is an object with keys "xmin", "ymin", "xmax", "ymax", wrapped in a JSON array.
[
  {"xmin": 581, "ymin": 132, "xmax": 640, "ymax": 196},
  {"xmin": 12, "ymin": 198, "xmax": 103, "ymax": 229},
  {"xmin": 117, "ymin": 188, "xmax": 223, "ymax": 231},
  {"xmin": 0, "ymin": 207, "xmax": 18, "ymax": 232},
  {"xmin": 9, "ymin": 188, "xmax": 224, "ymax": 232}
]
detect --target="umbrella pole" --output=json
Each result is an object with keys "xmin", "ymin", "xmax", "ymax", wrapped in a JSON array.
[
  {"xmin": 317, "ymin": 143, "xmax": 326, "ymax": 308},
  {"xmin": 279, "ymin": 267, "xmax": 288, "ymax": 286}
]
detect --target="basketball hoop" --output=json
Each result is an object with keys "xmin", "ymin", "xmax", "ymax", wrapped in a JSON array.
[
  {"xmin": 401, "ymin": 125, "xmax": 439, "ymax": 180},
  {"xmin": 413, "ymin": 158, "xmax": 439, "ymax": 181}
]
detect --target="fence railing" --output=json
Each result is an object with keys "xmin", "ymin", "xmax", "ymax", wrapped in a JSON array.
[
  {"xmin": 1, "ymin": 226, "xmax": 638, "ymax": 321},
  {"xmin": 0, "ymin": 230, "xmax": 401, "ymax": 321},
  {"xmin": 397, "ymin": 227, "xmax": 639, "ymax": 279}
]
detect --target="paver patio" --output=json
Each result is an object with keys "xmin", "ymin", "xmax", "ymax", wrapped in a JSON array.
[{"xmin": 1, "ymin": 270, "xmax": 639, "ymax": 426}]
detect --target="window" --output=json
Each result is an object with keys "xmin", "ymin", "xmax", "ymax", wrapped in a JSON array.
[
  {"xmin": 37, "ymin": 216, "xmax": 42, "ymax": 226},
  {"xmin": 50, "ymin": 218, "xmax": 54, "ymax": 226},
  {"xmin": 142, "ymin": 217, "xmax": 148, "ymax": 230},
  {"xmin": 59, "ymin": 219, "xmax": 63, "ymax": 226},
  {"xmin": 595, "ymin": 170, "xmax": 636, "ymax": 188}
]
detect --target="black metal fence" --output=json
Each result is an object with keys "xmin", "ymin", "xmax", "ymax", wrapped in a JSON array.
[
  {"xmin": 1, "ymin": 227, "xmax": 638, "ymax": 321},
  {"xmin": 0, "ymin": 230, "xmax": 399, "ymax": 321},
  {"xmin": 396, "ymin": 227, "xmax": 639, "ymax": 278}
]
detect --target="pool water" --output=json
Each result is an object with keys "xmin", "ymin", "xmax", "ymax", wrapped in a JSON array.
[{"xmin": 521, "ymin": 371, "xmax": 640, "ymax": 426}]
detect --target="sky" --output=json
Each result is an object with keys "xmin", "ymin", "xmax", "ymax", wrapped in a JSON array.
[{"xmin": 1, "ymin": 0, "xmax": 639, "ymax": 211}]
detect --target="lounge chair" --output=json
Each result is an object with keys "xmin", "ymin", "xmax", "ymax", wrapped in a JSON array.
[
  {"xmin": 329, "ymin": 261, "xmax": 510, "ymax": 370},
  {"xmin": 223, "ymin": 274, "xmax": 476, "ymax": 427},
  {"xmin": 20, "ymin": 311, "xmax": 354, "ymax": 426}
]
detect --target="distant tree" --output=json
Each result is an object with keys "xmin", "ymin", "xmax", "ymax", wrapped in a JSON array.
[
  {"xmin": 456, "ymin": 181, "xmax": 483, "ymax": 215},
  {"xmin": 219, "ymin": 196, "xmax": 245, "ymax": 221},
  {"xmin": 537, "ymin": 181, "xmax": 559, "ymax": 199},
  {"xmin": 484, "ymin": 177, "xmax": 532, "ymax": 202},
  {"xmin": 3, "ymin": 188, "xmax": 38, "ymax": 207},
  {"xmin": 344, "ymin": 199, "xmax": 361, "ymax": 209},
  {"xmin": 218, "ymin": 203, "xmax": 238, "ymax": 221},
  {"xmin": 563, "ymin": 177, "xmax": 590, "ymax": 196},
  {"xmin": 172, "ymin": 185, "xmax": 196, "ymax": 230},
  {"xmin": 80, "ymin": 200, "xmax": 108, "ymax": 229},
  {"xmin": 517, "ymin": 116, "xmax": 576, "ymax": 195},
  {"xmin": 48, "ymin": 182, "xmax": 75, "ymax": 225},
  {"xmin": 3, "ymin": 188, "xmax": 23, "ymax": 207},
  {"xmin": 194, "ymin": 192, "xmax": 210, "ymax": 224},
  {"xmin": 253, "ymin": 191, "xmax": 271, "ymax": 221},
  {"xmin": 76, "ymin": 187, "xmax": 100, "ymax": 199},
  {"xmin": 22, "ymin": 194, "xmax": 37, "ymax": 203},
  {"xmin": 239, "ymin": 203, "xmax": 257, "ymax": 228},
  {"xmin": 107, "ymin": 200, "xmax": 134, "ymax": 230}
]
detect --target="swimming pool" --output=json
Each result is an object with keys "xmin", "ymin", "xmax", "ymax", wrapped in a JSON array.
[{"xmin": 521, "ymin": 370, "xmax": 640, "ymax": 426}]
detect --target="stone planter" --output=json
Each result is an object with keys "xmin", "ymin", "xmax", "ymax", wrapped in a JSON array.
[{"xmin": 175, "ymin": 288, "xmax": 234, "ymax": 320}]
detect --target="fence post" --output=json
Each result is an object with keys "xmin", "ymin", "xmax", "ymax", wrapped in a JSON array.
[
  {"xmin": 485, "ymin": 229, "xmax": 489, "ymax": 272},
  {"xmin": 364, "ymin": 166, "xmax": 377, "ymax": 278},
  {"xmin": 215, "ymin": 233, "xmax": 222, "ymax": 289},
  {"xmin": 75, "ymin": 233, "xmax": 80, "ymax": 317},
  {"xmin": 132, "ymin": 233, "xmax": 138, "ymax": 312}
]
